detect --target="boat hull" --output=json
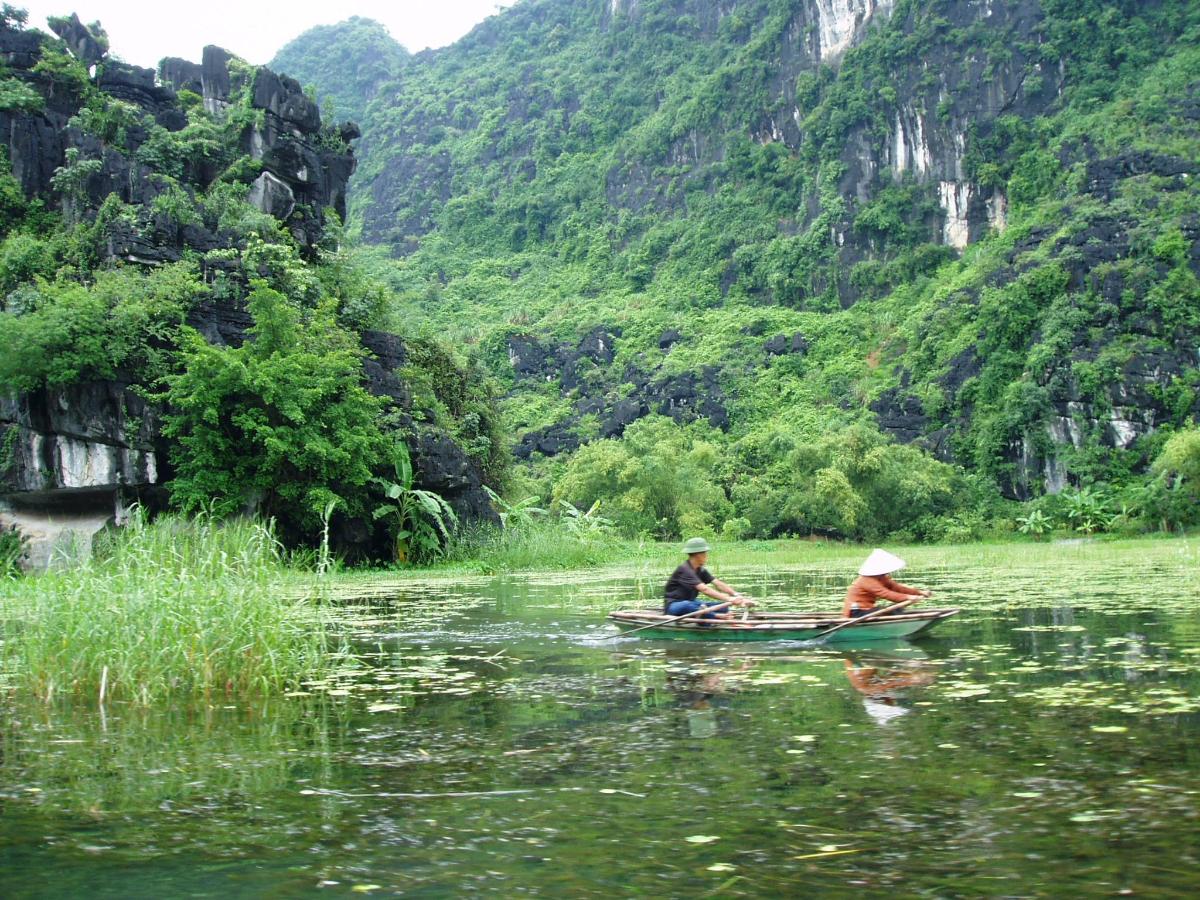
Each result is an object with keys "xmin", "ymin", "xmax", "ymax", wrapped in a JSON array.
[{"xmin": 607, "ymin": 608, "xmax": 959, "ymax": 643}]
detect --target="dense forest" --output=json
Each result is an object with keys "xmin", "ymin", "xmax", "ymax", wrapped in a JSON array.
[{"xmin": 271, "ymin": 0, "xmax": 1200, "ymax": 543}]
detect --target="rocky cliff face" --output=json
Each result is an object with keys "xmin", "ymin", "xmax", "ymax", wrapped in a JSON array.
[
  {"xmin": 602, "ymin": 0, "xmax": 1040, "ymax": 283},
  {"xmin": 338, "ymin": 0, "xmax": 1198, "ymax": 502},
  {"xmin": 0, "ymin": 16, "xmax": 494, "ymax": 566},
  {"xmin": 361, "ymin": 0, "xmax": 1033, "ymax": 273},
  {"xmin": 0, "ymin": 17, "xmax": 355, "ymax": 256}
]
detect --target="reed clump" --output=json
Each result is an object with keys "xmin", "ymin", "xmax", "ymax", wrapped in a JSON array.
[{"xmin": 1, "ymin": 512, "xmax": 336, "ymax": 703}]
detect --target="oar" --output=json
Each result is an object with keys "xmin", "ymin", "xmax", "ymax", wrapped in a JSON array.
[
  {"xmin": 811, "ymin": 597, "xmax": 922, "ymax": 641},
  {"xmin": 609, "ymin": 600, "xmax": 736, "ymax": 638}
]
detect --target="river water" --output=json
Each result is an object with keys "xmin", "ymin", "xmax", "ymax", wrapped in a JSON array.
[{"xmin": 3, "ymin": 545, "xmax": 1200, "ymax": 897}]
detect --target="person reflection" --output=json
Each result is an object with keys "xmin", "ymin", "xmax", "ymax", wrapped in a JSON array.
[{"xmin": 843, "ymin": 656, "xmax": 937, "ymax": 726}]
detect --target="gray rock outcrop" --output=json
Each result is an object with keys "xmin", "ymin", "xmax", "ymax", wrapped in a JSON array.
[
  {"xmin": 0, "ymin": 16, "xmax": 494, "ymax": 566},
  {"xmin": 0, "ymin": 20, "xmax": 356, "ymax": 258}
]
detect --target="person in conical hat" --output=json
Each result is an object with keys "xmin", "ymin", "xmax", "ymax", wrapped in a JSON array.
[
  {"xmin": 841, "ymin": 548, "xmax": 932, "ymax": 618},
  {"xmin": 662, "ymin": 537, "xmax": 754, "ymax": 619}
]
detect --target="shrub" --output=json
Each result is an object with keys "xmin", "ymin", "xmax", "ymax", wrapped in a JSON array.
[
  {"xmin": 162, "ymin": 282, "xmax": 389, "ymax": 542},
  {"xmin": 552, "ymin": 416, "xmax": 732, "ymax": 538},
  {"xmin": 0, "ymin": 262, "xmax": 202, "ymax": 392},
  {"xmin": 0, "ymin": 522, "xmax": 28, "ymax": 576}
]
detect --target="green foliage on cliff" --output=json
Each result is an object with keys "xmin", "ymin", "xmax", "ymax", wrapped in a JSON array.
[
  {"xmin": 0, "ymin": 14, "xmax": 503, "ymax": 558},
  {"xmin": 0, "ymin": 262, "xmax": 201, "ymax": 391},
  {"xmin": 273, "ymin": 0, "xmax": 1200, "ymax": 541}
]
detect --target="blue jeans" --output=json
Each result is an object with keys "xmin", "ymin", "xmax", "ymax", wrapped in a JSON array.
[{"xmin": 666, "ymin": 599, "xmax": 722, "ymax": 618}]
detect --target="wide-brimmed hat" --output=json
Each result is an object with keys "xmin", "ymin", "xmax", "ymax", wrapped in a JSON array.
[
  {"xmin": 858, "ymin": 548, "xmax": 906, "ymax": 576},
  {"xmin": 682, "ymin": 537, "xmax": 711, "ymax": 555}
]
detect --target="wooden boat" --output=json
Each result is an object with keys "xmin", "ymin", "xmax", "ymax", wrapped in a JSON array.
[{"xmin": 607, "ymin": 607, "xmax": 960, "ymax": 643}]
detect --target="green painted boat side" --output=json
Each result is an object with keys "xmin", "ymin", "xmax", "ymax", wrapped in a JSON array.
[{"xmin": 607, "ymin": 609, "xmax": 959, "ymax": 643}]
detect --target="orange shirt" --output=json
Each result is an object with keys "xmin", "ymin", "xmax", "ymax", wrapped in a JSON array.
[{"xmin": 842, "ymin": 574, "xmax": 919, "ymax": 616}]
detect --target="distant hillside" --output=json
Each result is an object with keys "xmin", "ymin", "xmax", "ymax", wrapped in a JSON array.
[
  {"xmin": 270, "ymin": 17, "xmax": 407, "ymax": 126},
  {"xmin": 283, "ymin": 0, "xmax": 1200, "ymax": 540}
]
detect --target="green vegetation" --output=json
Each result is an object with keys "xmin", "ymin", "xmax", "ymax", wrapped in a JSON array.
[
  {"xmin": 0, "ymin": 13, "xmax": 500, "ymax": 560},
  {"xmin": 0, "ymin": 522, "xmax": 27, "ymax": 575},
  {"xmin": 0, "ymin": 512, "xmax": 337, "ymax": 702},
  {"xmin": 371, "ymin": 443, "xmax": 458, "ymax": 563},
  {"xmin": 5, "ymin": 535, "xmax": 1200, "ymax": 893},
  {"xmin": 0, "ymin": 262, "xmax": 201, "ymax": 391},
  {"xmin": 442, "ymin": 520, "xmax": 642, "ymax": 574},
  {"xmin": 161, "ymin": 283, "xmax": 389, "ymax": 539},
  {"xmin": 265, "ymin": 0, "xmax": 1200, "ymax": 545},
  {"xmin": 1, "ymin": 0, "xmax": 1198, "ymax": 583}
]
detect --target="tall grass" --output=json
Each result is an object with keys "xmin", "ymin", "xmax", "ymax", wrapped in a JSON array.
[{"xmin": 1, "ymin": 512, "xmax": 337, "ymax": 703}]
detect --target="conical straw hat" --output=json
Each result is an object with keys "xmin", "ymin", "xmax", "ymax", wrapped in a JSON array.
[{"xmin": 858, "ymin": 548, "xmax": 906, "ymax": 577}]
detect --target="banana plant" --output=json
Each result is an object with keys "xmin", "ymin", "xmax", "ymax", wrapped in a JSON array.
[
  {"xmin": 558, "ymin": 499, "xmax": 614, "ymax": 539},
  {"xmin": 484, "ymin": 486, "xmax": 546, "ymax": 531},
  {"xmin": 372, "ymin": 443, "xmax": 457, "ymax": 563},
  {"xmin": 1016, "ymin": 508, "xmax": 1052, "ymax": 538}
]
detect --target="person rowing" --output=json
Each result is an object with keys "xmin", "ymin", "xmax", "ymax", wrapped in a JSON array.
[
  {"xmin": 841, "ymin": 548, "xmax": 932, "ymax": 619},
  {"xmin": 663, "ymin": 537, "xmax": 754, "ymax": 620}
]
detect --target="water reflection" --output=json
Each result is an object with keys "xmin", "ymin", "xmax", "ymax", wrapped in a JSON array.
[
  {"xmin": 842, "ymin": 651, "xmax": 939, "ymax": 726},
  {"xmin": 663, "ymin": 658, "xmax": 756, "ymax": 738}
]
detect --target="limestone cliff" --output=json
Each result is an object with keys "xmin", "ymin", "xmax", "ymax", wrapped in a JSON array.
[
  {"xmin": 329, "ymin": 0, "xmax": 1199, "ymax": 501},
  {"xmin": 0, "ymin": 15, "xmax": 495, "ymax": 565}
]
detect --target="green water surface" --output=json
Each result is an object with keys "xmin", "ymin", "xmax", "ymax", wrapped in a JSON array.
[{"xmin": 3, "ymin": 543, "xmax": 1200, "ymax": 897}]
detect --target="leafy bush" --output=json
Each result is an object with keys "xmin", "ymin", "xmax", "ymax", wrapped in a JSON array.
[
  {"xmin": 372, "ymin": 442, "xmax": 458, "ymax": 563},
  {"xmin": 772, "ymin": 425, "xmax": 990, "ymax": 541},
  {"xmin": 1058, "ymin": 487, "xmax": 1114, "ymax": 534},
  {"xmin": 552, "ymin": 416, "xmax": 733, "ymax": 539},
  {"xmin": 484, "ymin": 486, "xmax": 546, "ymax": 531},
  {"xmin": 1146, "ymin": 427, "xmax": 1200, "ymax": 529},
  {"xmin": 162, "ymin": 282, "xmax": 389, "ymax": 541},
  {"xmin": 0, "ymin": 262, "xmax": 202, "ymax": 392},
  {"xmin": 0, "ymin": 74, "xmax": 44, "ymax": 113},
  {"xmin": 0, "ymin": 232, "xmax": 54, "ymax": 293},
  {"xmin": 1016, "ymin": 508, "xmax": 1053, "ymax": 538},
  {"xmin": 0, "ymin": 522, "xmax": 28, "ymax": 576}
]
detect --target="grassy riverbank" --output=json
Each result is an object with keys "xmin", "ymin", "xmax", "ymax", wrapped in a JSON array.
[{"xmin": 0, "ymin": 514, "xmax": 338, "ymax": 704}]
